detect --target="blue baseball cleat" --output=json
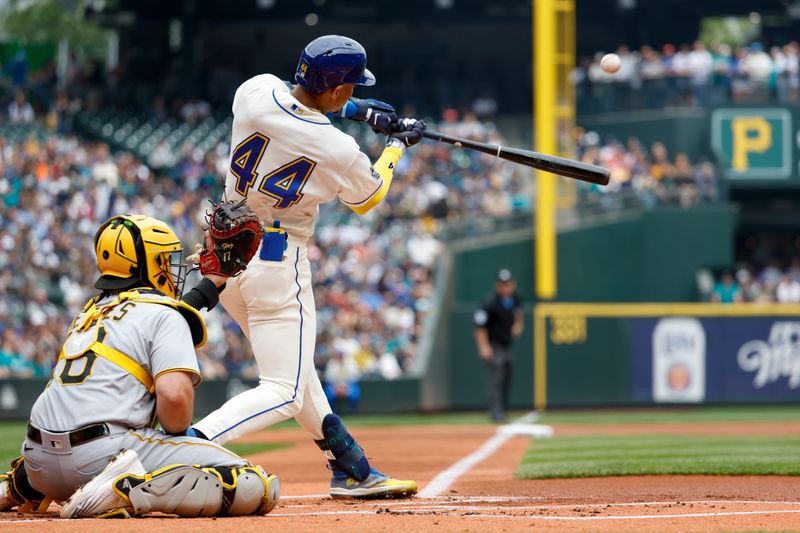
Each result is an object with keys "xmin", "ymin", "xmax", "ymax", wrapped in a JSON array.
[{"xmin": 329, "ymin": 468, "xmax": 417, "ymax": 499}]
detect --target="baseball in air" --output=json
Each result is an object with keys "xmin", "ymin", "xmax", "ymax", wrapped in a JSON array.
[{"xmin": 600, "ymin": 53, "xmax": 621, "ymax": 73}]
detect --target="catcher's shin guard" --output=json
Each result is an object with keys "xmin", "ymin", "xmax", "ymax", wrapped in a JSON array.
[
  {"xmin": 315, "ymin": 414, "xmax": 370, "ymax": 481},
  {"xmin": 2, "ymin": 457, "xmax": 51, "ymax": 512},
  {"xmin": 113, "ymin": 465, "xmax": 280, "ymax": 517}
]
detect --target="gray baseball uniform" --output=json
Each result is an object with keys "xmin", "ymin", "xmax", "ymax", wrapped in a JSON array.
[{"xmin": 23, "ymin": 291, "xmax": 248, "ymax": 502}]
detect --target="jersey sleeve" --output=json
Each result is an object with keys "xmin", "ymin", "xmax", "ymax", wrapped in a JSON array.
[
  {"xmin": 149, "ymin": 308, "xmax": 202, "ymax": 386},
  {"xmin": 473, "ymin": 303, "xmax": 491, "ymax": 327},
  {"xmin": 337, "ymin": 150, "xmax": 385, "ymax": 208}
]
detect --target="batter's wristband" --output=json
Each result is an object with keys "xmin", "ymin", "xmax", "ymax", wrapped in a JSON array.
[{"xmin": 385, "ymin": 138, "xmax": 407, "ymax": 153}]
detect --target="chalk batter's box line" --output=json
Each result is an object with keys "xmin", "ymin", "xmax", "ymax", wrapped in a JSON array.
[{"xmin": 4, "ymin": 499, "xmax": 800, "ymax": 523}]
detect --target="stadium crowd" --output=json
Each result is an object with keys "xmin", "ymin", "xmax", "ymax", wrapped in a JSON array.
[
  {"xmin": 703, "ymin": 260, "xmax": 800, "ymax": 304},
  {"xmin": 0, "ymin": 106, "xmax": 721, "ymax": 386},
  {"xmin": 0, "ymin": 113, "xmax": 534, "ymax": 383},
  {"xmin": 576, "ymin": 41, "xmax": 800, "ymax": 112},
  {"xmin": 7, "ymin": 38, "xmax": 800, "ymax": 127},
  {"xmin": 576, "ymin": 130, "xmax": 718, "ymax": 209}
]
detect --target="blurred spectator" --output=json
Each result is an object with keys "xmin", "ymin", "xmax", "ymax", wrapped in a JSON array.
[
  {"xmin": 776, "ymin": 275, "xmax": 800, "ymax": 303},
  {"xmin": 4, "ymin": 49, "xmax": 28, "ymax": 87},
  {"xmin": 736, "ymin": 269, "xmax": 764, "ymax": 303},
  {"xmin": 706, "ymin": 260, "xmax": 800, "ymax": 304},
  {"xmin": 324, "ymin": 349, "xmax": 361, "ymax": 414},
  {"xmin": 471, "ymin": 92, "xmax": 498, "ymax": 121},
  {"xmin": 712, "ymin": 270, "xmax": 742, "ymax": 303},
  {"xmin": 9, "ymin": 91, "xmax": 34, "ymax": 123},
  {"xmin": 180, "ymin": 97, "xmax": 211, "ymax": 126},
  {"xmin": 688, "ymin": 41, "xmax": 713, "ymax": 105}
]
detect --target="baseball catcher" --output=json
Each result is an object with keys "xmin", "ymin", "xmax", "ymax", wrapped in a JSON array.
[{"xmin": 0, "ymin": 213, "xmax": 278, "ymax": 518}]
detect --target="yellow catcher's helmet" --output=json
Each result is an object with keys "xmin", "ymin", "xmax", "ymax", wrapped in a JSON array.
[{"xmin": 94, "ymin": 215, "xmax": 186, "ymax": 299}]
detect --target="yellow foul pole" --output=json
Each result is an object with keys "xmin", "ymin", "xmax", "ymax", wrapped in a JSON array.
[
  {"xmin": 534, "ymin": 0, "xmax": 556, "ymax": 301},
  {"xmin": 533, "ymin": 0, "xmax": 575, "ymax": 410}
]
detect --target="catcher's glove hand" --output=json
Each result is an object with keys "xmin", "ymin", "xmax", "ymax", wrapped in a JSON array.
[{"xmin": 195, "ymin": 199, "xmax": 262, "ymax": 277}]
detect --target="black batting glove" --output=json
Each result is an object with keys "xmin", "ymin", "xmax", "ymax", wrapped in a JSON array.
[{"xmin": 388, "ymin": 118, "xmax": 426, "ymax": 148}]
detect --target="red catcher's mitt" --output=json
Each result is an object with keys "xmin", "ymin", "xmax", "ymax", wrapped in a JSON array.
[{"xmin": 198, "ymin": 199, "xmax": 262, "ymax": 277}]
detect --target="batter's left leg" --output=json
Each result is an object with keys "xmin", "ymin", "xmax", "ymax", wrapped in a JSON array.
[{"xmin": 294, "ymin": 380, "xmax": 417, "ymax": 499}]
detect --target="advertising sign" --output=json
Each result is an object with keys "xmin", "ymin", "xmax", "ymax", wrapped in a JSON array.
[{"xmin": 634, "ymin": 317, "xmax": 800, "ymax": 403}]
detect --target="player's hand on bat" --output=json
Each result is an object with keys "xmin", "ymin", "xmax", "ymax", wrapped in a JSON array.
[
  {"xmin": 388, "ymin": 118, "xmax": 426, "ymax": 147},
  {"xmin": 350, "ymin": 98, "xmax": 397, "ymax": 134}
]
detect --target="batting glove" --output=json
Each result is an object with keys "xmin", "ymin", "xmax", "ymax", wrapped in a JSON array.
[
  {"xmin": 388, "ymin": 118, "xmax": 426, "ymax": 148},
  {"xmin": 343, "ymin": 98, "xmax": 397, "ymax": 135}
]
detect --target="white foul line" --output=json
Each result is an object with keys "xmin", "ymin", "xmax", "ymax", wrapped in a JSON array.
[{"xmin": 418, "ymin": 411, "xmax": 552, "ymax": 498}]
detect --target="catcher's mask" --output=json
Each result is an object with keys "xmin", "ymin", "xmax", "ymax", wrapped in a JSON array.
[{"xmin": 94, "ymin": 215, "xmax": 187, "ymax": 299}]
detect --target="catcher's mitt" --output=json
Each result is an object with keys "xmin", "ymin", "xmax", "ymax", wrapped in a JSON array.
[{"xmin": 197, "ymin": 199, "xmax": 262, "ymax": 277}]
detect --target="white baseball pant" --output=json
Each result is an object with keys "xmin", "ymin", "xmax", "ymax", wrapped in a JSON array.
[{"xmin": 194, "ymin": 243, "xmax": 332, "ymax": 444}]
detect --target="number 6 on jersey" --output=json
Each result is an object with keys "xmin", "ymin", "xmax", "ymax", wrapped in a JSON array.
[{"xmin": 230, "ymin": 132, "xmax": 316, "ymax": 208}]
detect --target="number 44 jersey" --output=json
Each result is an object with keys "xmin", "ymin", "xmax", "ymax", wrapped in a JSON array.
[
  {"xmin": 224, "ymin": 74, "xmax": 384, "ymax": 243},
  {"xmin": 30, "ymin": 292, "xmax": 202, "ymax": 432}
]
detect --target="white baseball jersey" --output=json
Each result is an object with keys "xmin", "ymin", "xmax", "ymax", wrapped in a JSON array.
[{"xmin": 224, "ymin": 74, "xmax": 383, "ymax": 242}]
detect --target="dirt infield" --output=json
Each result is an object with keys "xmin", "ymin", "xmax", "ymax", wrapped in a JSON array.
[{"xmin": 2, "ymin": 420, "xmax": 800, "ymax": 532}]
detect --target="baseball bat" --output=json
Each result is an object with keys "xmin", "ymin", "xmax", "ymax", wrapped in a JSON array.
[{"xmin": 422, "ymin": 130, "xmax": 610, "ymax": 186}]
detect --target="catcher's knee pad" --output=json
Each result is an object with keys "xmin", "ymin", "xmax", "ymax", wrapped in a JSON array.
[
  {"xmin": 114, "ymin": 464, "xmax": 279, "ymax": 517},
  {"xmin": 315, "ymin": 414, "xmax": 370, "ymax": 481},
  {"xmin": 4, "ymin": 457, "xmax": 50, "ymax": 512},
  {"xmin": 208, "ymin": 465, "xmax": 280, "ymax": 516}
]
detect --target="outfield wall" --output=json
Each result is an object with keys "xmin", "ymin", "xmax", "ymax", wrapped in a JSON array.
[
  {"xmin": 535, "ymin": 303, "xmax": 800, "ymax": 408},
  {"xmin": 0, "ymin": 377, "xmax": 421, "ymax": 421},
  {"xmin": 434, "ymin": 204, "xmax": 736, "ymax": 411}
]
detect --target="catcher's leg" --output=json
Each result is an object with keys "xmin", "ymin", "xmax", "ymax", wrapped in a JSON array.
[
  {"xmin": 61, "ymin": 429, "xmax": 279, "ymax": 518},
  {"xmin": 116, "ymin": 464, "xmax": 279, "ymax": 517},
  {"xmin": 0, "ymin": 456, "xmax": 51, "ymax": 512},
  {"xmin": 61, "ymin": 450, "xmax": 278, "ymax": 518}
]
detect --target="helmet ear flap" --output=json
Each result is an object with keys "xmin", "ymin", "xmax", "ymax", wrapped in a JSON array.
[{"xmin": 129, "ymin": 222, "xmax": 149, "ymax": 285}]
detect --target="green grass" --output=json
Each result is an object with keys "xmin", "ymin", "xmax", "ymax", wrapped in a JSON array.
[
  {"xmin": 518, "ymin": 434, "xmax": 800, "ymax": 479},
  {"xmin": 535, "ymin": 405, "xmax": 800, "ymax": 425},
  {"xmin": 0, "ymin": 422, "xmax": 27, "ymax": 469},
  {"xmin": 225, "ymin": 441, "xmax": 292, "ymax": 456}
]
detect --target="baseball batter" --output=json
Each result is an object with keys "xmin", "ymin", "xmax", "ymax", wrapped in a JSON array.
[
  {"xmin": 189, "ymin": 35, "xmax": 424, "ymax": 498},
  {"xmin": 0, "ymin": 215, "xmax": 279, "ymax": 518}
]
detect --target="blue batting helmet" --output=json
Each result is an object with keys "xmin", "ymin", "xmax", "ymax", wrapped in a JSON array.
[{"xmin": 295, "ymin": 35, "xmax": 376, "ymax": 94}]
